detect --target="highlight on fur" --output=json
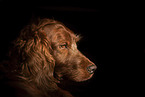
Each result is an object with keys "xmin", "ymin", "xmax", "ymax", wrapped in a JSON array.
[{"xmin": 0, "ymin": 18, "xmax": 97, "ymax": 97}]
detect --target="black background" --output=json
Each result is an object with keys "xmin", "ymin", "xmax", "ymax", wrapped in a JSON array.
[{"xmin": 0, "ymin": 0, "xmax": 139, "ymax": 97}]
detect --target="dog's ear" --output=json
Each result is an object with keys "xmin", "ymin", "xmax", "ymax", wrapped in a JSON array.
[{"xmin": 14, "ymin": 24, "xmax": 58, "ymax": 89}]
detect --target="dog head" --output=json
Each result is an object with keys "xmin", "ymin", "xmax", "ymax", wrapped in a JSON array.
[
  {"xmin": 14, "ymin": 18, "xmax": 97, "ymax": 85},
  {"xmin": 41, "ymin": 19, "xmax": 97, "ymax": 82}
]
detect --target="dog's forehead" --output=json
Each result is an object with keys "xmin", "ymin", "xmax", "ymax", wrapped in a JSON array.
[
  {"xmin": 42, "ymin": 23, "xmax": 79, "ymax": 42},
  {"xmin": 56, "ymin": 28, "xmax": 76, "ymax": 42},
  {"xmin": 53, "ymin": 25, "xmax": 77, "ymax": 41}
]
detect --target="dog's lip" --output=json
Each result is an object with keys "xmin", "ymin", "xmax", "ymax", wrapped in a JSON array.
[{"xmin": 84, "ymin": 74, "xmax": 94, "ymax": 81}]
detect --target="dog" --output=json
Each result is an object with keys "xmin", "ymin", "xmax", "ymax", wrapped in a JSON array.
[{"xmin": 0, "ymin": 18, "xmax": 97, "ymax": 97}]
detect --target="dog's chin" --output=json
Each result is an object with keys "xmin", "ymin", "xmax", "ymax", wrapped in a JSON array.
[
  {"xmin": 67, "ymin": 73, "xmax": 94, "ymax": 82},
  {"xmin": 75, "ymin": 74, "xmax": 94, "ymax": 82},
  {"xmin": 56, "ymin": 73, "xmax": 94, "ymax": 83}
]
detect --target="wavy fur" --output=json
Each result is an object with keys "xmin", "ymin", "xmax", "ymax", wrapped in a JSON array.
[{"xmin": 0, "ymin": 18, "xmax": 96, "ymax": 97}]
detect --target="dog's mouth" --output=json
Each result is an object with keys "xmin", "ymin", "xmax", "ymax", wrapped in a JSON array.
[{"xmin": 54, "ymin": 64, "xmax": 97, "ymax": 83}]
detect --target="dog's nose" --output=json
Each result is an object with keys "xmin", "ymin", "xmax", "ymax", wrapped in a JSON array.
[{"xmin": 87, "ymin": 65, "xmax": 97, "ymax": 74}]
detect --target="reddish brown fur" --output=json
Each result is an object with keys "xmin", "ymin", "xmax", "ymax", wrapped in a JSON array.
[{"xmin": 0, "ymin": 18, "xmax": 96, "ymax": 97}]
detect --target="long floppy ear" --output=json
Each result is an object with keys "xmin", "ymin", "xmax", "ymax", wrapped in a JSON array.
[{"xmin": 14, "ymin": 23, "xmax": 58, "ymax": 89}]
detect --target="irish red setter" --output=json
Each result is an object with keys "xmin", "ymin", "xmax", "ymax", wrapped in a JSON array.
[{"xmin": 0, "ymin": 18, "xmax": 97, "ymax": 97}]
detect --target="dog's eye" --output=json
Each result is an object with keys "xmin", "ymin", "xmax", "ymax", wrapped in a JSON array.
[{"xmin": 59, "ymin": 43, "xmax": 67, "ymax": 49}]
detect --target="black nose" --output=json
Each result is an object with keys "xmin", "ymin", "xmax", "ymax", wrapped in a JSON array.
[{"xmin": 87, "ymin": 65, "xmax": 97, "ymax": 74}]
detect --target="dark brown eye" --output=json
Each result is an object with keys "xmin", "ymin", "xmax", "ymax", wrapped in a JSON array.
[{"xmin": 59, "ymin": 43, "xmax": 67, "ymax": 49}]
